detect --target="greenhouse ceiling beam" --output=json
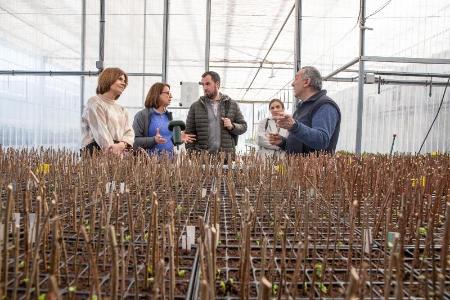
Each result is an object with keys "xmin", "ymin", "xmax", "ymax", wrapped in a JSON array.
[
  {"xmin": 237, "ymin": 100, "xmax": 272, "ymax": 104},
  {"xmin": 125, "ymin": 105, "xmax": 188, "ymax": 110},
  {"xmin": 323, "ymin": 57, "xmax": 359, "ymax": 80},
  {"xmin": 124, "ymin": 100, "xmax": 271, "ymax": 110},
  {"xmin": 0, "ymin": 70, "xmax": 162, "ymax": 76},
  {"xmin": 323, "ymin": 77, "xmax": 358, "ymax": 82},
  {"xmin": 325, "ymin": 76, "xmax": 450, "ymax": 87},
  {"xmin": 378, "ymin": 78, "xmax": 450, "ymax": 86},
  {"xmin": 361, "ymin": 56, "xmax": 450, "ymax": 65},
  {"xmin": 324, "ymin": 56, "xmax": 450, "ymax": 81},
  {"xmin": 0, "ymin": 71, "xmax": 100, "ymax": 76},
  {"xmin": 241, "ymin": 5, "xmax": 295, "ymax": 100},
  {"xmin": 223, "ymin": 87, "xmax": 293, "ymax": 90},
  {"xmin": 210, "ymin": 59, "xmax": 293, "ymax": 65},
  {"xmin": 210, "ymin": 65, "xmax": 292, "ymax": 70},
  {"xmin": 344, "ymin": 69, "xmax": 450, "ymax": 78}
]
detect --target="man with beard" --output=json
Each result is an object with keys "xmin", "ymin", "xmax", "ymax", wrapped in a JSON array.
[{"xmin": 185, "ymin": 71, "xmax": 247, "ymax": 153}]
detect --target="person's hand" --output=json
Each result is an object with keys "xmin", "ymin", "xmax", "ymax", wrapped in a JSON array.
[
  {"xmin": 181, "ymin": 132, "xmax": 196, "ymax": 143},
  {"xmin": 155, "ymin": 128, "xmax": 167, "ymax": 144},
  {"xmin": 268, "ymin": 133, "xmax": 283, "ymax": 146},
  {"xmin": 107, "ymin": 142, "xmax": 126, "ymax": 155},
  {"xmin": 273, "ymin": 113, "xmax": 296, "ymax": 130},
  {"xmin": 221, "ymin": 117, "xmax": 234, "ymax": 130}
]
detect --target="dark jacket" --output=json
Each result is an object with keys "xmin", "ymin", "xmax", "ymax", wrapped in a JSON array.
[
  {"xmin": 132, "ymin": 107, "xmax": 173, "ymax": 150},
  {"xmin": 185, "ymin": 94, "xmax": 247, "ymax": 152},
  {"xmin": 284, "ymin": 90, "xmax": 341, "ymax": 154}
]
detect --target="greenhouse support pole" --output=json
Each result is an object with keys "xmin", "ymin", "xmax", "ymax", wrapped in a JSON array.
[
  {"xmin": 142, "ymin": 0, "xmax": 148, "ymax": 104},
  {"xmin": 294, "ymin": 0, "xmax": 302, "ymax": 73},
  {"xmin": 80, "ymin": 0, "xmax": 86, "ymax": 117},
  {"xmin": 294, "ymin": 0, "xmax": 302, "ymax": 112},
  {"xmin": 355, "ymin": 0, "xmax": 366, "ymax": 154},
  {"xmin": 252, "ymin": 102, "xmax": 255, "ymax": 141},
  {"xmin": 97, "ymin": 0, "xmax": 105, "ymax": 71},
  {"xmin": 162, "ymin": 0, "xmax": 169, "ymax": 83},
  {"xmin": 205, "ymin": 0, "xmax": 211, "ymax": 72}
]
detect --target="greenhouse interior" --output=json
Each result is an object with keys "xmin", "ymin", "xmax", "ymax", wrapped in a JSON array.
[{"xmin": 0, "ymin": 0, "xmax": 449, "ymax": 299}]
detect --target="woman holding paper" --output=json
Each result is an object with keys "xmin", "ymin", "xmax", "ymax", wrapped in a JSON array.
[{"xmin": 257, "ymin": 99, "xmax": 288, "ymax": 158}]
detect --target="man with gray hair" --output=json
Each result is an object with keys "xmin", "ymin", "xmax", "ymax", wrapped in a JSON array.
[{"xmin": 268, "ymin": 66, "xmax": 341, "ymax": 154}]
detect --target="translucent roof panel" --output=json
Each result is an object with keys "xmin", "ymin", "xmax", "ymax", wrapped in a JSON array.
[
  {"xmin": 0, "ymin": 0, "xmax": 82, "ymax": 70},
  {"xmin": 208, "ymin": 0, "xmax": 295, "ymax": 101},
  {"xmin": 1, "ymin": 0, "xmax": 449, "ymax": 152},
  {"xmin": 166, "ymin": 0, "xmax": 207, "ymax": 103}
]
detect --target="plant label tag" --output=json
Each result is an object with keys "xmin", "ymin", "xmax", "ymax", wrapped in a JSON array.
[
  {"xmin": 201, "ymin": 188, "xmax": 207, "ymax": 198},
  {"xmin": 0, "ymin": 224, "xmax": 4, "ymax": 243},
  {"xmin": 106, "ymin": 181, "xmax": 116, "ymax": 194},
  {"xmin": 13, "ymin": 213, "xmax": 21, "ymax": 229},
  {"xmin": 181, "ymin": 234, "xmax": 188, "ymax": 250},
  {"xmin": 120, "ymin": 182, "xmax": 125, "ymax": 194},
  {"xmin": 363, "ymin": 228, "xmax": 373, "ymax": 254},
  {"xmin": 214, "ymin": 223, "xmax": 220, "ymax": 245},
  {"xmin": 26, "ymin": 179, "xmax": 34, "ymax": 190},
  {"xmin": 29, "ymin": 213, "xmax": 37, "ymax": 244},
  {"xmin": 186, "ymin": 225, "xmax": 196, "ymax": 250},
  {"xmin": 387, "ymin": 231, "xmax": 399, "ymax": 248}
]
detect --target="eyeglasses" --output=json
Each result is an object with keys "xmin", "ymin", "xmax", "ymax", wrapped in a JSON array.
[{"xmin": 161, "ymin": 91, "xmax": 172, "ymax": 95}]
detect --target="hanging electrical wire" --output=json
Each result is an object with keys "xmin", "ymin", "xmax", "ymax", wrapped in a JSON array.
[
  {"xmin": 417, "ymin": 75, "xmax": 450, "ymax": 154},
  {"xmin": 311, "ymin": 3, "xmax": 361, "ymax": 67},
  {"xmin": 241, "ymin": 5, "xmax": 295, "ymax": 101},
  {"xmin": 365, "ymin": 0, "xmax": 392, "ymax": 20}
]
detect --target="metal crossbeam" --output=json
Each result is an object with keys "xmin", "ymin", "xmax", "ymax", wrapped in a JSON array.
[
  {"xmin": 344, "ymin": 69, "xmax": 450, "ymax": 78},
  {"xmin": 323, "ymin": 58, "xmax": 360, "ymax": 80},
  {"xmin": 361, "ymin": 56, "xmax": 450, "ymax": 65},
  {"xmin": 0, "ymin": 70, "xmax": 162, "ymax": 77},
  {"xmin": 325, "ymin": 76, "xmax": 450, "ymax": 86}
]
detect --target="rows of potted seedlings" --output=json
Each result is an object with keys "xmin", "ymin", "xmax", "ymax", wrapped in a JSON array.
[
  {"xmin": 0, "ymin": 149, "xmax": 213, "ymax": 299},
  {"xmin": 0, "ymin": 148, "xmax": 449, "ymax": 299},
  {"xmin": 196, "ymin": 153, "xmax": 449, "ymax": 299}
]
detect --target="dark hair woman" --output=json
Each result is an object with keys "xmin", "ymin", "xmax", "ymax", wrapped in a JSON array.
[{"xmin": 133, "ymin": 82, "xmax": 195, "ymax": 155}]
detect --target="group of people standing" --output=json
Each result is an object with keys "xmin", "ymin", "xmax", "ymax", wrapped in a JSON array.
[
  {"xmin": 81, "ymin": 66, "xmax": 341, "ymax": 158},
  {"xmin": 258, "ymin": 66, "xmax": 341, "ymax": 158}
]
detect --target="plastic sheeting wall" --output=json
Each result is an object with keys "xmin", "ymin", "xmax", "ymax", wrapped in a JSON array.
[
  {"xmin": 334, "ymin": 75, "xmax": 450, "ymax": 154},
  {"xmin": 0, "ymin": 1, "xmax": 83, "ymax": 149},
  {"xmin": 0, "ymin": 49, "xmax": 81, "ymax": 149}
]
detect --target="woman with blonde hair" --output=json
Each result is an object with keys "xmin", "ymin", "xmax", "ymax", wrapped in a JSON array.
[
  {"xmin": 257, "ymin": 99, "xmax": 288, "ymax": 158},
  {"xmin": 81, "ymin": 67, "xmax": 134, "ymax": 155},
  {"xmin": 133, "ymin": 82, "xmax": 195, "ymax": 155}
]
